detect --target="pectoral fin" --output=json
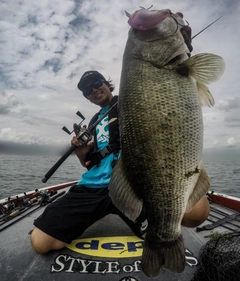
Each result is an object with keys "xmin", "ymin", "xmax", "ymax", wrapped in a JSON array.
[
  {"xmin": 108, "ymin": 156, "xmax": 142, "ymax": 221},
  {"xmin": 178, "ymin": 53, "xmax": 224, "ymax": 107},
  {"xmin": 197, "ymin": 81, "xmax": 215, "ymax": 107},
  {"xmin": 182, "ymin": 53, "xmax": 225, "ymax": 85}
]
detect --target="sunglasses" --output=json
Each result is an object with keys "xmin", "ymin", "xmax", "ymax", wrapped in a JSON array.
[{"xmin": 83, "ymin": 80, "xmax": 105, "ymax": 97}]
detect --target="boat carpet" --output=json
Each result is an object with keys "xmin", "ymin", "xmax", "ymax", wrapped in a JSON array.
[{"xmin": 1, "ymin": 200, "xmax": 239, "ymax": 281}]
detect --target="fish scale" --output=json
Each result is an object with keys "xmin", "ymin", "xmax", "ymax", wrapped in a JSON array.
[{"xmin": 120, "ymin": 67, "xmax": 202, "ymax": 173}]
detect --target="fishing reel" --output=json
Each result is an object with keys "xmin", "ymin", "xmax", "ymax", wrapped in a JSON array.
[{"xmin": 62, "ymin": 111, "xmax": 92, "ymax": 145}]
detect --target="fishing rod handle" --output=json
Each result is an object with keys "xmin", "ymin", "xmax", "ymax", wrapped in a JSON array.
[{"xmin": 41, "ymin": 144, "xmax": 77, "ymax": 183}]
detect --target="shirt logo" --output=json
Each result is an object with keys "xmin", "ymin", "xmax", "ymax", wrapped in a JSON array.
[{"xmin": 96, "ymin": 116, "xmax": 109, "ymax": 146}]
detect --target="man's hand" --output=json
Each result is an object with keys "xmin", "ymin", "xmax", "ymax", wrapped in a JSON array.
[
  {"xmin": 176, "ymin": 12, "xmax": 193, "ymax": 56},
  {"xmin": 71, "ymin": 123, "xmax": 93, "ymax": 166}
]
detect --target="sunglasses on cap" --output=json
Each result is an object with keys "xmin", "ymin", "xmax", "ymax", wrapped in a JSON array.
[{"xmin": 83, "ymin": 80, "xmax": 105, "ymax": 97}]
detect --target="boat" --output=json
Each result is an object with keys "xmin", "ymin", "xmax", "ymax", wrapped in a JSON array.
[{"xmin": 0, "ymin": 182, "xmax": 240, "ymax": 281}]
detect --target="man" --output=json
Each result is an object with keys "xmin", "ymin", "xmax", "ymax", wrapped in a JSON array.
[
  {"xmin": 30, "ymin": 71, "xmax": 147, "ymax": 254},
  {"xmin": 30, "ymin": 71, "xmax": 209, "ymax": 254}
]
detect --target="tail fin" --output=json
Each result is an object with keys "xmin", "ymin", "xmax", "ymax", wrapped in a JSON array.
[{"xmin": 141, "ymin": 235, "xmax": 185, "ymax": 277}]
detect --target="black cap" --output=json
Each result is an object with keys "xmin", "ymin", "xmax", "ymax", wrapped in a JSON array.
[{"xmin": 77, "ymin": 71, "xmax": 106, "ymax": 91}]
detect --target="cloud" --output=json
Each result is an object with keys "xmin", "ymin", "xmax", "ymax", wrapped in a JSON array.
[
  {"xmin": 226, "ymin": 137, "xmax": 239, "ymax": 147},
  {"xmin": 0, "ymin": 89, "xmax": 21, "ymax": 114},
  {"xmin": 0, "ymin": 0, "xmax": 239, "ymax": 151},
  {"xmin": 224, "ymin": 114, "xmax": 240, "ymax": 127},
  {"xmin": 0, "ymin": 139, "xmax": 67, "ymax": 155},
  {"xmin": 203, "ymin": 146, "xmax": 240, "ymax": 161},
  {"xmin": 217, "ymin": 97, "xmax": 240, "ymax": 112},
  {"xmin": 0, "ymin": 127, "xmax": 51, "ymax": 144}
]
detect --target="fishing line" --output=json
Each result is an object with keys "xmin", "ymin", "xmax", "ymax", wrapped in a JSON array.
[{"xmin": 191, "ymin": 15, "xmax": 223, "ymax": 39}]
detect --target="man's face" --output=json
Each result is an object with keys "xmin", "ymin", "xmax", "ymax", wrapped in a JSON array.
[{"xmin": 85, "ymin": 81, "xmax": 113, "ymax": 108}]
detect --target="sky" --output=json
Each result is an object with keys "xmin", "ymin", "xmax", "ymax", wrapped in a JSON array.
[{"xmin": 0, "ymin": 0, "xmax": 240, "ymax": 155}]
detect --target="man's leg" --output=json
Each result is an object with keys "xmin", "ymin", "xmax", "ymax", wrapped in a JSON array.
[
  {"xmin": 30, "ymin": 186, "xmax": 114, "ymax": 254},
  {"xmin": 30, "ymin": 228, "xmax": 66, "ymax": 254},
  {"xmin": 182, "ymin": 196, "xmax": 210, "ymax": 227}
]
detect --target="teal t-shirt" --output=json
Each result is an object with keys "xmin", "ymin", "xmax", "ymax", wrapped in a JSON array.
[{"xmin": 76, "ymin": 105, "xmax": 119, "ymax": 188}]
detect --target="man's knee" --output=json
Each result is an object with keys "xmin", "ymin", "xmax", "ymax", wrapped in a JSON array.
[
  {"xmin": 182, "ymin": 196, "xmax": 210, "ymax": 227},
  {"xmin": 30, "ymin": 227, "xmax": 66, "ymax": 254}
]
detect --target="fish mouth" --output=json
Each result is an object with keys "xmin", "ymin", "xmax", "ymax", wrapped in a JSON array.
[{"xmin": 128, "ymin": 8, "xmax": 171, "ymax": 30}]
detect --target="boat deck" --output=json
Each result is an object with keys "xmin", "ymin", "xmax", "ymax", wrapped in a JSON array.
[{"xmin": 1, "ymin": 188, "xmax": 240, "ymax": 281}]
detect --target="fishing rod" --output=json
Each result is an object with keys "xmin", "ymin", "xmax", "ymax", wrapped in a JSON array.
[
  {"xmin": 41, "ymin": 101, "xmax": 118, "ymax": 183},
  {"xmin": 0, "ymin": 189, "xmax": 66, "ymax": 231},
  {"xmin": 191, "ymin": 15, "xmax": 223, "ymax": 39}
]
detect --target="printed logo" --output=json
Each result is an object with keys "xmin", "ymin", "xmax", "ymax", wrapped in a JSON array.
[
  {"xmin": 50, "ymin": 247, "xmax": 198, "ymax": 275},
  {"xmin": 140, "ymin": 219, "xmax": 148, "ymax": 232},
  {"xmin": 96, "ymin": 117, "xmax": 109, "ymax": 144},
  {"xmin": 51, "ymin": 256, "xmax": 142, "ymax": 274},
  {"xmin": 66, "ymin": 236, "xmax": 143, "ymax": 258},
  {"xmin": 119, "ymin": 277, "xmax": 139, "ymax": 281}
]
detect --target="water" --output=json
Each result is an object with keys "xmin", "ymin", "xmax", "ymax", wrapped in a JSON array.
[
  {"xmin": 204, "ymin": 160, "xmax": 240, "ymax": 197},
  {"xmin": 0, "ymin": 154, "xmax": 86, "ymax": 199},
  {"xmin": 0, "ymin": 153, "xmax": 240, "ymax": 199}
]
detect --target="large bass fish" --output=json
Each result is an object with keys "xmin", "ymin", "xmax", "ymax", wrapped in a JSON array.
[{"xmin": 109, "ymin": 8, "xmax": 225, "ymax": 277}]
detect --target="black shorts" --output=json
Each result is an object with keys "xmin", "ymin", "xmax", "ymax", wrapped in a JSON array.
[{"xmin": 34, "ymin": 185, "xmax": 146, "ymax": 244}]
